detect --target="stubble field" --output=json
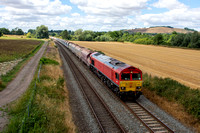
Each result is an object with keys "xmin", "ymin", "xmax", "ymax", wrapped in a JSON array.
[
  {"xmin": 72, "ymin": 41, "xmax": 200, "ymax": 89},
  {"xmin": 0, "ymin": 39, "xmax": 41, "ymax": 62}
]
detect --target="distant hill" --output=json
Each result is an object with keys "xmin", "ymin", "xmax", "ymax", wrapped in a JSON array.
[{"xmin": 126, "ymin": 26, "xmax": 194, "ymax": 34}]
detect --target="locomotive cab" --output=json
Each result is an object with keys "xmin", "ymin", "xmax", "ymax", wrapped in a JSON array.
[{"xmin": 118, "ymin": 67, "xmax": 142, "ymax": 99}]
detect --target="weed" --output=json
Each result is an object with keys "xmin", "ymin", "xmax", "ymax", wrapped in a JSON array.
[{"xmin": 40, "ymin": 57, "xmax": 59, "ymax": 65}]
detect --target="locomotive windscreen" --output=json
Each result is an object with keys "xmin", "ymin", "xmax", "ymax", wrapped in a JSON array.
[
  {"xmin": 132, "ymin": 73, "xmax": 141, "ymax": 80},
  {"xmin": 121, "ymin": 73, "xmax": 130, "ymax": 80}
]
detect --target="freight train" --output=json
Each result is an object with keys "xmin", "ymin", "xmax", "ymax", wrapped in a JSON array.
[{"xmin": 53, "ymin": 38, "xmax": 143, "ymax": 100}]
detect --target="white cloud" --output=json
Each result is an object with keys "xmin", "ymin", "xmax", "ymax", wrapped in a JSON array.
[
  {"xmin": 152, "ymin": 0, "xmax": 188, "ymax": 10},
  {"xmin": 70, "ymin": 0, "xmax": 149, "ymax": 17},
  {"xmin": 0, "ymin": 0, "xmax": 72, "ymax": 31},
  {"xmin": 51, "ymin": 15, "xmax": 138, "ymax": 31},
  {"xmin": 137, "ymin": 7, "xmax": 200, "ymax": 30},
  {"xmin": 0, "ymin": 0, "xmax": 199, "ymax": 32},
  {"xmin": 65, "ymin": 0, "xmax": 149, "ymax": 31},
  {"xmin": 71, "ymin": 13, "xmax": 80, "ymax": 17}
]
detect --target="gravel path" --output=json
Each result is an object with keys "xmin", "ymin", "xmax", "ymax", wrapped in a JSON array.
[{"xmin": 0, "ymin": 42, "xmax": 47, "ymax": 131}]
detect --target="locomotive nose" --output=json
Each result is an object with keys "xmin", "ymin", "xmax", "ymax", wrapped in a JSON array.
[{"xmin": 119, "ymin": 81, "xmax": 142, "ymax": 92}]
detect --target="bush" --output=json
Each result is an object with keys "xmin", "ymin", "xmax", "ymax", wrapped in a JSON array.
[
  {"xmin": 143, "ymin": 73, "xmax": 200, "ymax": 120},
  {"xmin": 153, "ymin": 34, "xmax": 163, "ymax": 45},
  {"xmin": 40, "ymin": 58, "xmax": 59, "ymax": 65},
  {"xmin": 134, "ymin": 38, "xmax": 154, "ymax": 45}
]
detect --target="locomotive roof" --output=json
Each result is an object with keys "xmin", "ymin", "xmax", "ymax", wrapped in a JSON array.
[{"xmin": 91, "ymin": 52, "xmax": 137, "ymax": 72}]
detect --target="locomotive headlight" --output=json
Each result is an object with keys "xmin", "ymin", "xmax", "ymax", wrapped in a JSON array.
[
  {"xmin": 121, "ymin": 87, "xmax": 126, "ymax": 90},
  {"xmin": 136, "ymin": 86, "xmax": 141, "ymax": 90}
]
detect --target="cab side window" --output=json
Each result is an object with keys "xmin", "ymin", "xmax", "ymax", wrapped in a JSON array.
[
  {"xmin": 115, "ymin": 73, "xmax": 119, "ymax": 80},
  {"xmin": 92, "ymin": 60, "xmax": 95, "ymax": 66}
]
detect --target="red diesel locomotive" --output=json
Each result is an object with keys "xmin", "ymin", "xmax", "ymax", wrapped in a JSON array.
[
  {"xmin": 90, "ymin": 52, "xmax": 142, "ymax": 99},
  {"xmin": 54, "ymin": 38, "xmax": 143, "ymax": 100}
]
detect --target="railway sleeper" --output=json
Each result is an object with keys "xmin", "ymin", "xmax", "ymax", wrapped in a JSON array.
[
  {"xmin": 154, "ymin": 130, "xmax": 169, "ymax": 133},
  {"xmin": 139, "ymin": 115, "xmax": 152, "ymax": 118},
  {"xmin": 148, "ymin": 123, "xmax": 161, "ymax": 127},
  {"xmin": 151, "ymin": 127, "xmax": 165, "ymax": 130},
  {"xmin": 142, "ymin": 118, "xmax": 155, "ymax": 121},
  {"xmin": 135, "ymin": 111, "xmax": 146, "ymax": 113},
  {"xmin": 144, "ymin": 121, "xmax": 158, "ymax": 124}
]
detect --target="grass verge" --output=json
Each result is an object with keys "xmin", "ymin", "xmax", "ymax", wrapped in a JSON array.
[
  {"xmin": 3, "ymin": 41, "xmax": 76, "ymax": 132},
  {"xmin": 0, "ymin": 40, "xmax": 44, "ymax": 91},
  {"xmin": 143, "ymin": 73, "xmax": 200, "ymax": 132}
]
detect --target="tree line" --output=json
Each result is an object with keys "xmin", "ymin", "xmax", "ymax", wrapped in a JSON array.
[
  {"xmin": 0, "ymin": 27, "xmax": 24, "ymax": 36},
  {"xmin": 1, "ymin": 26, "xmax": 200, "ymax": 48},
  {"xmin": 58, "ymin": 29, "xmax": 200, "ymax": 48},
  {"xmin": 0, "ymin": 25, "xmax": 49, "ymax": 39}
]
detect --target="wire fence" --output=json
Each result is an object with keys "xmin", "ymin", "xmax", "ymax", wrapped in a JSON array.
[{"xmin": 19, "ymin": 63, "xmax": 42, "ymax": 133}]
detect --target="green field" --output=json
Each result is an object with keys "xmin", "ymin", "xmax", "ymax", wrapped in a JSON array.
[{"xmin": 0, "ymin": 39, "xmax": 41, "ymax": 62}]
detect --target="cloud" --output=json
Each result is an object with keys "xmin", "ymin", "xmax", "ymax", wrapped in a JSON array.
[
  {"xmin": 55, "ymin": 15, "xmax": 138, "ymax": 31},
  {"xmin": 1, "ymin": 0, "xmax": 71, "ymax": 16},
  {"xmin": 71, "ymin": 13, "xmax": 80, "ymax": 17},
  {"xmin": 152, "ymin": 0, "xmax": 188, "ymax": 10},
  {"xmin": 0, "ymin": 0, "xmax": 72, "ymax": 31},
  {"xmin": 138, "ymin": 7, "xmax": 200, "ymax": 30},
  {"xmin": 0, "ymin": 0, "xmax": 199, "ymax": 32},
  {"xmin": 70, "ymin": 0, "xmax": 149, "ymax": 17},
  {"xmin": 65, "ymin": 0, "xmax": 149, "ymax": 31}
]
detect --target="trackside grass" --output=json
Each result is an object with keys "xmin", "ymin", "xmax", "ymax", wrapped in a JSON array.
[
  {"xmin": 143, "ymin": 73, "xmax": 200, "ymax": 131},
  {"xmin": 0, "ymin": 40, "xmax": 44, "ymax": 91},
  {"xmin": 3, "ymin": 41, "xmax": 76, "ymax": 132}
]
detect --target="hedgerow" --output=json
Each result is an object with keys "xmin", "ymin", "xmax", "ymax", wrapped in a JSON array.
[{"xmin": 143, "ymin": 73, "xmax": 200, "ymax": 120}]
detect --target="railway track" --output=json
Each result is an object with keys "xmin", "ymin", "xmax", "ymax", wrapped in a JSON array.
[
  {"xmin": 55, "ymin": 40, "xmax": 175, "ymax": 133},
  {"xmin": 56, "ymin": 41, "xmax": 126, "ymax": 133},
  {"xmin": 124, "ymin": 101, "xmax": 174, "ymax": 133}
]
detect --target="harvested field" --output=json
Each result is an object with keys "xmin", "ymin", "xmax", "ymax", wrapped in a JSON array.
[
  {"xmin": 0, "ymin": 39, "xmax": 41, "ymax": 62},
  {"xmin": 71, "ymin": 41, "xmax": 200, "ymax": 89}
]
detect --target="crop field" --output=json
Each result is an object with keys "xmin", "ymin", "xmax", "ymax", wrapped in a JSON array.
[
  {"xmin": 0, "ymin": 39, "xmax": 41, "ymax": 62},
  {"xmin": 72, "ymin": 41, "xmax": 200, "ymax": 89}
]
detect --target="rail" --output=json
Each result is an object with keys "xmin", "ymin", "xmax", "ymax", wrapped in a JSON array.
[{"xmin": 56, "ymin": 41, "xmax": 126, "ymax": 133}]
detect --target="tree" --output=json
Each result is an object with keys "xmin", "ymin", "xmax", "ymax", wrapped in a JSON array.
[
  {"xmin": 11, "ymin": 29, "xmax": 16, "ymax": 35},
  {"xmin": 10, "ymin": 27, "xmax": 24, "ymax": 35},
  {"xmin": 0, "ymin": 31, "xmax": 3, "ymax": 37},
  {"xmin": 51, "ymin": 32, "xmax": 56, "ymax": 36},
  {"xmin": 0, "ymin": 28, "xmax": 10, "ymax": 34},
  {"xmin": 28, "ymin": 29, "xmax": 36, "ymax": 34},
  {"xmin": 172, "ymin": 31, "xmax": 177, "ymax": 35},
  {"xmin": 82, "ymin": 30, "xmax": 95, "ymax": 41},
  {"xmin": 182, "ymin": 33, "xmax": 191, "ymax": 47},
  {"xmin": 16, "ymin": 28, "xmax": 24, "ymax": 35},
  {"xmin": 35, "ymin": 25, "xmax": 49, "ymax": 39},
  {"xmin": 61, "ymin": 30, "xmax": 69, "ymax": 39},
  {"xmin": 171, "ymin": 33, "xmax": 185, "ymax": 46},
  {"xmin": 26, "ymin": 32, "xmax": 32, "ymax": 38},
  {"xmin": 190, "ymin": 31, "xmax": 200, "ymax": 48},
  {"xmin": 74, "ymin": 29, "xmax": 84, "ymax": 41},
  {"xmin": 108, "ymin": 31, "xmax": 123, "ymax": 41},
  {"xmin": 153, "ymin": 34, "xmax": 163, "ymax": 45}
]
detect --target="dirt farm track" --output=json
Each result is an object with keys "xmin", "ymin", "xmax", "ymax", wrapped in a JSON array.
[{"xmin": 72, "ymin": 41, "xmax": 200, "ymax": 89}]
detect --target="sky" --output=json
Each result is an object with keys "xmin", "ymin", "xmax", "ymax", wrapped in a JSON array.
[{"xmin": 0, "ymin": 0, "xmax": 200, "ymax": 32}]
